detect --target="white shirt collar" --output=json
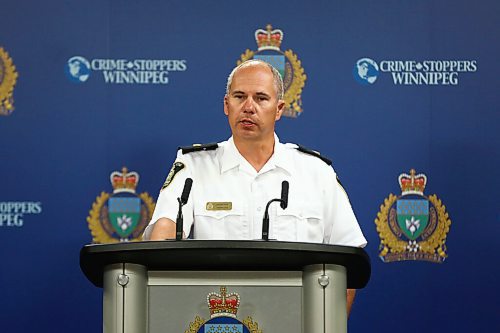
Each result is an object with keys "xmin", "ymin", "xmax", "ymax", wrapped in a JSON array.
[{"xmin": 220, "ymin": 134, "xmax": 294, "ymax": 175}]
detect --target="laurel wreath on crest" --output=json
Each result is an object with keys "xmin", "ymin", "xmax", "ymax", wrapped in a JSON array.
[
  {"xmin": 184, "ymin": 316, "xmax": 262, "ymax": 333},
  {"xmin": 238, "ymin": 49, "xmax": 306, "ymax": 116},
  {"xmin": 0, "ymin": 47, "xmax": 18, "ymax": 115},
  {"xmin": 375, "ymin": 194, "xmax": 406, "ymax": 256},
  {"xmin": 87, "ymin": 192, "xmax": 155, "ymax": 244},
  {"xmin": 242, "ymin": 317, "xmax": 263, "ymax": 333},
  {"xmin": 420, "ymin": 195, "xmax": 451, "ymax": 257},
  {"xmin": 184, "ymin": 316, "xmax": 205, "ymax": 333},
  {"xmin": 375, "ymin": 194, "xmax": 451, "ymax": 259}
]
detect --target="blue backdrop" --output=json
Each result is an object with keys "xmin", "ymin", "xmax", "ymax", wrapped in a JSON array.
[{"xmin": 1, "ymin": 1, "xmax": 499, "ymax": 332}]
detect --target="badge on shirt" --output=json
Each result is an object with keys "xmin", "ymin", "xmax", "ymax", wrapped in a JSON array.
[
  {"xmin": 161, "ymin": 162, "xmax": 185, "ymax": 191},
  {"xmin": 206, "ymin": 202, "xmax": 232, "ymax": 211}
]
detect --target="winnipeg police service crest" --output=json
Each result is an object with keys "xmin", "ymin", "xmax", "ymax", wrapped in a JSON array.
[
  {"xmin": 185, "ymin": 287, "xmax": 261, "ymax": 333},
  {"xmin": 238, "ymin": 24, "xmax": 306, "ymax": 118},
  {"xmin": 87, "ymin": 167, "xmax": 155, "ymax": 243},
  {"xmin": 0, "ymin": 47, "xmax": 18, "ymax": 116},
  {"xmin": 375, "ymin": 169, "xmax": 452, "ymax": 263}
]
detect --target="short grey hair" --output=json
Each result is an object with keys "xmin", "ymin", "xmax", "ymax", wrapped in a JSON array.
[{"xmin": 225, "ymin": 59, "xmax": 284, "ymax": 100}]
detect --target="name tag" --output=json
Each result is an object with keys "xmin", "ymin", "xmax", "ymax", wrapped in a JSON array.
[{"xmin": 206, "ymin": 202, "xmax": 232, "ymax": 211}]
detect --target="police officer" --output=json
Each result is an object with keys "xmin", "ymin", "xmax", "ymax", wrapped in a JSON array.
[{"xmin": 144, "ymin": 59, "xmax": 367, "ymax": 313}]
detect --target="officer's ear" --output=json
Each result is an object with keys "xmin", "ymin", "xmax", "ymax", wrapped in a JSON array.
[
  {"xmin": 223, "ymin": 95, "xmax": 229, "ymax": 116},
  {"xmin": 275, "ymin": 99, "xmax": 285, "ymax": 121}
]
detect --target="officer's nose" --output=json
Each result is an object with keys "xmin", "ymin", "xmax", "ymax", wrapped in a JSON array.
[{"xmin": 242, "ymin": 97, "xmax": 255, "ymax": 114}]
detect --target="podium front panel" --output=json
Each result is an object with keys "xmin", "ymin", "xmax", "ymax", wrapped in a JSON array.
[{"xmin": 148, "ymin": 271, "xmax": 302, "ymax": 333}]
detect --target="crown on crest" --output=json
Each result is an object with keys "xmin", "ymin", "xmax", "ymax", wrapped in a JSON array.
[
  {"xmin": 255, "ymin": 24, "xmax": 283, "ymax": 51},
  {"xmin": 398, "ymin": 169, "xmax": 427, "ymax": 195},
  {"xmin": 206, "ymin": 287, "xmax": 240, "ymax": 318},
  {"xmin": 110, "ymin": 167, "xmax": 139, "ymax": 193}
]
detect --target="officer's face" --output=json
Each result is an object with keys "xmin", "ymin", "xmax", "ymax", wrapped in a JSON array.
[{"xmin": 224, "ymin": 64, "xmax": 285, "ymax": 143}]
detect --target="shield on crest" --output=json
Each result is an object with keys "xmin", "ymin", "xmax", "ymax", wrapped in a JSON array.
[
  {"xmin": 396, "ymin": 199, "xmax": 429, "ymax": 240},
  {"xmin": 203, "ymin": 320, "xmax": 244, "ymax": 333},
  {"xmin": 108, "ymin": 196, "xmax": 141, "ymax": 238},
  {"xmin": 254, "ymin": 54, "xmax": 286, "ymax": 81}
]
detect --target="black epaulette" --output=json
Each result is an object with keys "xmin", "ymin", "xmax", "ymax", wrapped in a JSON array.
[
  {"xmin": 179, "ymin": 143, "xmax": 219, "ymax": 154},
  {"xmin": 295, "ymin": 144, "xmax": 332, "ymax": 165}
]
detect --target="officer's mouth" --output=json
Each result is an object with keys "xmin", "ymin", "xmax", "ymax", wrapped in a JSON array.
[{"xmin": 239, "ymin": 119, "xmax": 257, "ymax": 128}]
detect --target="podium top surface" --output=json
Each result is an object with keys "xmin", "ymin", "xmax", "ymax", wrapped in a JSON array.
[{"xmin": 80, "ymin": 240, "xmax": 371, "ymax": 289}]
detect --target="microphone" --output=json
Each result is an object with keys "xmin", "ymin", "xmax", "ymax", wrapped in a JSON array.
[
  {"xmin": 262, "ymin": 181, "xmax": 289, "ymax": 241},
  {"xmin": 280, "ymin": 181, "xmax": 289, "ymax": 209},
  {"xmin": 176, "ymin": 178, "xmax": 193, "ymax": 240},
  {"xmin": 180, "ymin": 178, "xmax": 193, "ymax": 205}
]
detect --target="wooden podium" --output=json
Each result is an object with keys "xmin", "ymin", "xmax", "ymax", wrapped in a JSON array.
[{"xmin": 80, "ymin": 240, "xmax": 370, "ymax": 333}]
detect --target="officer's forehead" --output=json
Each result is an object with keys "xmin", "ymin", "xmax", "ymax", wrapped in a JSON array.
[{"xmin": 230, "ymin": 64, "xmax": 275, "ymax": 89}]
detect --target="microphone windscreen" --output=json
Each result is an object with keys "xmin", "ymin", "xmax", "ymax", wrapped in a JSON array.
[
  {"xmin": 280, "ymin": 180, "xmax": 289, "ymax": 209},
  {"xmin": 180, "ymin": 178, "xmax": 193, "ymax": 204}
]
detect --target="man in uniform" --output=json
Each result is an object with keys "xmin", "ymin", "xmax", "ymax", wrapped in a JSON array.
[{"xmin": 143, "ymin": 59, "xmax": 366, "ymax": 313}]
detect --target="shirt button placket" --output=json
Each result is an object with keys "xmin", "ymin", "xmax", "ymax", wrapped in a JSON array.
[{"xmin": 251, "ymin": 177, "xmax": 263, "ymax": 239}]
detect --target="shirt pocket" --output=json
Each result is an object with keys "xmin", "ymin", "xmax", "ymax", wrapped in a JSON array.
[
  {"xmin": 276, "ymin": 202, "xmax": 323, "ymax": 242},
  {"xmin": 193, "ymin": 201, "xmax": 247, "ymax": 239}
]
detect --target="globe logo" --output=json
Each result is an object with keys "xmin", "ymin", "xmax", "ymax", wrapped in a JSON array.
[
  {"xmin": 353, "ymin": 58, "xmax": 379, "ymax": 85},
  {"xmin": 65, "ymin": 56, "xmax": 91, "ymax": 83}
]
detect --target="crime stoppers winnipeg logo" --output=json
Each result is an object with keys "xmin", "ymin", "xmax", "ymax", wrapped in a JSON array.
[
  {"xmin": 87, "ymin": 167, "xmax": 155, "ymax": 243},
  {"xmin": 375, "ymin": 169, "xmax": 452, "ymax": 263},
  {"xmin": 238, "ymin": 24, "xmax": 306, "ymax": 118},
  {"xmin": 0, "ymin": 202, "xmax": 42, "ymax": 227},
  {"xmin": 65, "ymin": 55, "xmax": 187, "ymax": 85},
  {"xmin": 353, "ymin": 57, "xmax": 477, "ymax": 86}
]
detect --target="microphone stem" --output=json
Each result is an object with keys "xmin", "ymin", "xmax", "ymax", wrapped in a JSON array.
[
  {"xmin": 176, "ymin": 197, "xmax": 183, "ymax": 241},
  {"xmin": 262, "ymin": 198, "xmax": 283, "ymax": 241}
]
